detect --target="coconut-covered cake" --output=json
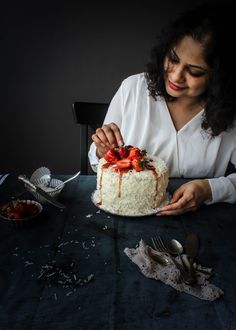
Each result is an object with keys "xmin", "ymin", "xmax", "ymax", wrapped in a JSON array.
[{"xmin": 92, "ymin": 146, "xmax": 169, "ymax": 216}]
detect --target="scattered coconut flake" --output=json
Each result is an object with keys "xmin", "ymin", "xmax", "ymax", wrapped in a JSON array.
[
  {"xmin": 36, "ymin": 257, "xmax": 94, "ymax": 291},
  {"xmin": 87, "ymin": 274, "xmax": 94, "ymax": 282},
  {"xmin": 82, "ymin": 242, "xmax": 89, "ymax": 250},
  {"xmin": 86, "ymin": 214, "xmax": 93, "ymax": 218}
]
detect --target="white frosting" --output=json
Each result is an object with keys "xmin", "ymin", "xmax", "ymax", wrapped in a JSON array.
[{"xmin": 94, "ymin": 154, "xmax": 169, "ymax": 216}]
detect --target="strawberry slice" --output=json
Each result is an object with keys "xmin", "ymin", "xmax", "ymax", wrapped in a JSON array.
[
  {"xmin": 128, "ymin": 147, "xmax": 145, "ymax": 160},
  {"xmin": 116, "ymin": 158, "xmax": 132, "ymax": 169},
  {"xmin": 131, "ymin": 158, "xmax": 145, "ymax": 172},
  {"xmin": 104, "ymin": 148, "xmax": 120, "ymax": 163}
]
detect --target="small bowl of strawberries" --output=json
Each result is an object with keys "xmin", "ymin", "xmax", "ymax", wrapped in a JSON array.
[{"xmin": 0, "ymin": 199, "xmax": 43, "ymax": 227}]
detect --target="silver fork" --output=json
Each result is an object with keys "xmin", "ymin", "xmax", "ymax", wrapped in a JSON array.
[{"xmin": 152, "ymin": 236, "xmax": 196, "ymax": 285}]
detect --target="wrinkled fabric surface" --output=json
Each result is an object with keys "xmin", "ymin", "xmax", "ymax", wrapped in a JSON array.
[{"xmin": 0, "ymin": 175, "xmax": 235, "ymax": 330}]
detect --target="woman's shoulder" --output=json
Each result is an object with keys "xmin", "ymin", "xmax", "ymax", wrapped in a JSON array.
[{"xmin": 121, "ymin": 73, "xmax": 147, "ymax": 88}]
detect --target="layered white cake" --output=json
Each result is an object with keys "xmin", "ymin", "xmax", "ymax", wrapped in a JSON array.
[{"xmin": 93, "ymin": 148, "xmax": 169, "ymax": 216}]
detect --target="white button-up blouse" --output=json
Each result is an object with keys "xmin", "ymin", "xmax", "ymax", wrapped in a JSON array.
[{"xmin": 89, "ymin": 73, "xmax": 236, "ymax": 204}]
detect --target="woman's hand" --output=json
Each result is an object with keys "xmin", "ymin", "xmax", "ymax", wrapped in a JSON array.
[
  {"xmin": 92, "ymin": 123, "xmax": 124, "ymax": 158},
  {"xmin": 157, "ymin": 179, "xmax": 212, "ymax": 216}
]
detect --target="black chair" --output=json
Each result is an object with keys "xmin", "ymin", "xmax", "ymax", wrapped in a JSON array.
[{"xmin": 72, "ymin": 101, "xmax": 109, "ymax": 174}]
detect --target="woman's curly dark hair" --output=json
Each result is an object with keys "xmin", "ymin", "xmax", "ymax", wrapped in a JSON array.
[{"xmin": 145, "ymin": 3, "xmax": 236, "ymax": 136}]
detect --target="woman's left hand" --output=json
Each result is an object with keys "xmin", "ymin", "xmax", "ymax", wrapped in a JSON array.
[{"xmin": 157, "ymin": 179, "xmax": 212, "ymax": 216}]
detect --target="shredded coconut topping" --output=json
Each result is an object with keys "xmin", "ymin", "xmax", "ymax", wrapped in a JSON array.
[{"xmin": 94, "ymin": 154, "xmax": 169, "ymax": 216}]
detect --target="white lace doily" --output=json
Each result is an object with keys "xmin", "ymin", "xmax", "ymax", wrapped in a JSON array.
[{"xmin": 124, "ymin": 240, "xmax": 224, "ymax": 301}]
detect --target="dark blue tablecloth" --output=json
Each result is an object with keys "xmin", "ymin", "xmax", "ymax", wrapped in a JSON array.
[{"xmin": 0, "ymin": 175, "xmax": 236, "ymax": 329}]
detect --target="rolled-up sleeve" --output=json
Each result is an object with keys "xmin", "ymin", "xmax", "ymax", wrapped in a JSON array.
[
  {"xmin": 206, "ymin": 148, "xmax": 236, "ymax": 204},
  {"xmin": 88, "ymin": 142, "xmax": 99, "ymax": 172}
]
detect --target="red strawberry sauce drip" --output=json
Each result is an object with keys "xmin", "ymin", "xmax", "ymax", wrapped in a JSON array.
[
  {"xmin": 150, "ymin": 167, "xmax": 159, "ymax": 198},
  {"xmin": 118, "ymin": 172, "xmax": 123, "ymax": 197}
]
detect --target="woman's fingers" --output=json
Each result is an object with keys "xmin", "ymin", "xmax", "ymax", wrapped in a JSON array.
[
  {"xmin": 91, "ymin": 122, "xmax": 124, "ymax": 159},
  {"xmin": 92, "ymin": 123, "xmax": 124, "ymax": 148},
  {"xmin": 92, "ymin": 128, "xmax": 110, "ymax": 147},
  {"xmin": 160, "ymin": 195, "xmax": 193, "ymax": 212},
  {"xmin": 92, "ymin": 130, "xmax": 107, "ymax": 147},
  {"xmin": 157, "ymin": 179, "xmax": 211, "ymax": 216},
  {"xmin": 102, "ymin": 123, "xmax": 124, "ymax": 147},
  {"xmin": 157, "ymin": 204, "xmax": 197, "ymax": 216}
]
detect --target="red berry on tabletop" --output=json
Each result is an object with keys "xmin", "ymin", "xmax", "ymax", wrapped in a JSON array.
[{"xmin": 104, "ymin": 149, "xmax": 120, "ymax": 163}]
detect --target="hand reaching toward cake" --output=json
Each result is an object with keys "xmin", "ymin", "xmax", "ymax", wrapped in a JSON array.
[
  {"xmin": 92, "ymin": 123, "xmax": 124, "ymax": 159},
  {"xmin": 157, "ymin": 179, "xmax": 212, "ymax": 216}
]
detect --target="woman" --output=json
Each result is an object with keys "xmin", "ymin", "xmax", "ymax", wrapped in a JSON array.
[{"xmin": 88, "ymin": 3, "xmax": 236, "ymax": 215}]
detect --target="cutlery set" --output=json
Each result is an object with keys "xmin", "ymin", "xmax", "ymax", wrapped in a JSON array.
[{"xmin": 151, "ymin": 234, "xmax": 200, "ymax": 285}]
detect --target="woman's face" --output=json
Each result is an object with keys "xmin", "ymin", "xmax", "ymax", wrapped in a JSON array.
[{"xmin": 164, "ymin": 36, "xmax": 210, "ymax": 100}]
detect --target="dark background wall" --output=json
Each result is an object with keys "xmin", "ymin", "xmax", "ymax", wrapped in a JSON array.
[{"xmin": 1, "ymin": 0, "xmax": 208, "ymax": 174}]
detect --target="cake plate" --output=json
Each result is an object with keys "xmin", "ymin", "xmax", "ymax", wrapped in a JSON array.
[{"xmin": 91, "ymin": 191, "xmax": 170, "ymax": 217}]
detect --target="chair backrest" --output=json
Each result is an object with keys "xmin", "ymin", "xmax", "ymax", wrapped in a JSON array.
[{"xmin": 72, "ymin": 101, "xmax": 109, "ymax": 174}]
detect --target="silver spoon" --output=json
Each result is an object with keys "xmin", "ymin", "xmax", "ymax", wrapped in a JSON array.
[
  {"xmin": 54, "ymin": 171, "xmax": 80, "ymax": 190},
  {"xmin": 147, "ymin": 247, "xmax": 170, "ymax": 266},
  {"xmin": 169, "ymin": 239, "xmax": 197, "ymax": 284},
  {"xmin": 168, "ymin": 239, "xmax": 185, "ymax": 266}
]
